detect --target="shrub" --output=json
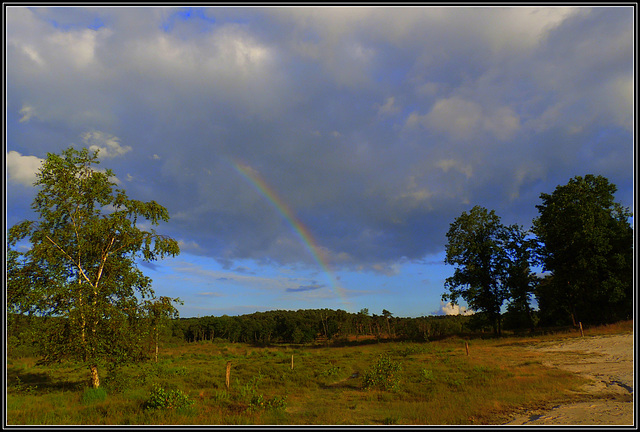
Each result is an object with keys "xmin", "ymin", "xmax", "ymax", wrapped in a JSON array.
[
  {"xmin": 144, "ymin": 385, "xmax": 193, "ymax": 410},
  {"xmin": 362, "ymin": 354, "xmax": 402, "ymax": 391}
]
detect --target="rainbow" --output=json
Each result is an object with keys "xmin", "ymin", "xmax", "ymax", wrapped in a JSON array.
[{"xmin": 232, "ymin": 160, "xmax": 351, "ymax": 309}]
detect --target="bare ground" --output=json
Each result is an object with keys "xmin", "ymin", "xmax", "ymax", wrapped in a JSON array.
[{"xmin": 502, "ymin": 333, "xmax": 635, "ymax": 426}]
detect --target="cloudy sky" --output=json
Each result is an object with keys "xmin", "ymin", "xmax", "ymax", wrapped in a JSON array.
[{"xmin": 5, "ymin": 6, "xmax": 634, "ymax": 318}]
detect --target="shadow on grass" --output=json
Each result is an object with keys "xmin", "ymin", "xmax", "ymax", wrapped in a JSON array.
[{"xmin": 7, "ymin": 366, "xmax": 84, "ymax": 393}]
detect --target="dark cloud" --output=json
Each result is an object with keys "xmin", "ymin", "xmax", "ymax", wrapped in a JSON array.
[
  {"xmin": 139, "ymin": 261, "xmax": 159, "ymax": 271},
  {"xmin": 286, "ymin": 284, "xmax": 325, "ymax": 293},
  {"xmin": 6, "ymin": 6, "xmax": 634, "ymax": 276}
]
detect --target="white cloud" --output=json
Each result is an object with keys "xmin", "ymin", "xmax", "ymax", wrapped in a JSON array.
[
  {"xmin": 440, "ymin": 301, "xmax": 474, "ymax": 316},
  {"xmin": 376, "ymin": 96, "xmax": 399, "ymax": 117},
  {"xmin": 20, "ymin": 44, "xmax": 45, "ymax": 66},
  {"xmin": 603, "ymin": 75, "xmax": 634, "ymax": 132},
  {"xmin": 6, "ymin": 151, "xmax": 44, "ymax": 186},
  {"xmin": 407, "ymin": 97, "xmax": 521, "ymax": 142},
  {"xmin": 437, "ymin": 159, "xmax": 473, "ymax": 178},
  {"xmin": 81, "ymin": 131, "xmax": 132, "ymax": 158},
  {"xmin": 177, "ymin": 239, "xmax": 203, "ymax": 254},
  {"xmin": 482, "ymin": 106, "xmax": 521, "ymax": 141},
  {"xmin": 48, "ymin": 28, "xmax": 100, "ymax": 68},
  {"xmin": 425, "ymin": 97, "xmax": 483, "ymax": 141},
  {"xmin": 18, "ymin": 105, "xmax": 36, "ymax": 123}
]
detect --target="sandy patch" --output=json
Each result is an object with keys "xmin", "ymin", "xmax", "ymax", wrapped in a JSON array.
[{"xmin": 503, "ymin": 333, "xmax": 635, "ymax": 426}]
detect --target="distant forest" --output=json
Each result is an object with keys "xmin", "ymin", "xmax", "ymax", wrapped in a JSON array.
[{"xmin": 168, "ymin": 307, "xmax": 550, "ymax": 345}]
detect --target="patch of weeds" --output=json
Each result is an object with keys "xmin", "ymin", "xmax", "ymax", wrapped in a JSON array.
[
  {"xmin": 362, "ymin": 354, "xmax": 402, "ymax": 391},
  {"xmin": 247, "ymin": 394, "xmax": 287, "ymax": 413},
  {"xmin": 144, "ymin": 384, "xmax": 194, "ymax": 410},
  {"xmin": 81, "ymin": 387, "xmax": 107, "ymax": 405},
  {"xmin": 395, "ymin": 344, "xmax": 426, "ymax": 357},
  {"xmin": 167, "ymin": 366, "xmax": 188, "ymax": 376},
  {"xmin": 444, "ymin": 376, "xmax": 464, "ymax": 391},
  {"xmin": 238, "ymin": 372, "xmax": 264, "ymax": 400},
  {"xmin": 321, "ymin": 365, "xmax": 342, "ymax": 377},
  {"xmin": 420, "ymin": 369, "xmax": 435, "ymax": 382},
  {"xmin": 211, "ymin": 389, "xmax": 230, "ymax": 403},
  {"xmin": 469, "ymin": 365, "xmax": 492, "ymax": 383}
]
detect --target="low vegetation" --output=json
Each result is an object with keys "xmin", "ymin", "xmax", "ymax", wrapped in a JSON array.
[{"xmin": 7, "ymin": 320, "xmax": 631, "ymax": 425}]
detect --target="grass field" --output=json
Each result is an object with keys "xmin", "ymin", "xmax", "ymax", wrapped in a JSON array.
[{"xmin": 6, "ymin": 321, "xmax": 632, "ymax": 426}]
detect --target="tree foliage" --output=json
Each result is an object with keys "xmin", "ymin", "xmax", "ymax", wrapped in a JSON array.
[
  {"xmin": 442, "ymin": 206, "xmax": 514, "ymax": 335},
  {"xmin": 502, "ymin": 223, "xmax": 539, "ymax": 330},
  {"xmin": 533, "ymin": 174, "xmax": 633, "ymax": 326},
  {"xmin": 7, "ymin": 147, "xmax": 180, "ymax": 387}
]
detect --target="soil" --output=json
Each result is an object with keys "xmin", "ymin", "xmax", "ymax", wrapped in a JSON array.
[{"xmin": 502, "ymin": 333, "xmax": 635, "ymax": 426}]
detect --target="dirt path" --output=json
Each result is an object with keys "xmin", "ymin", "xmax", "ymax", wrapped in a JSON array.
[{"xmin": 503, "ymin": 333, "xmax": 635, "ymax": 426}]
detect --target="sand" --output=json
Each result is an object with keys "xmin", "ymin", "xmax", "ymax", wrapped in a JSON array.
[{"xmin": 502, "ymin": 333, "xmax": 635, "ymax": 426}]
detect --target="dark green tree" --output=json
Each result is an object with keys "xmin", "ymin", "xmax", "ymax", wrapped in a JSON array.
[
  {"xmin": 7, "ymin": 147, "xmax": 180, "ymax": 387},
  {"xmin": 442, "ymin": 206, "xmax": 511, "ymax": 336},
  {"xmin": 532, "ymin": 174, "xmax": 633, "ymax": 326},
  {"xmin": 501, "ymin": 224, "xmax": 539, "ymax": 331}
]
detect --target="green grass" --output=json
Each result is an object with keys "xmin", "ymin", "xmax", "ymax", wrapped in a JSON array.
[{"xmin": 7, "ymin": 322, "xmax": 631, "ymax": 426}]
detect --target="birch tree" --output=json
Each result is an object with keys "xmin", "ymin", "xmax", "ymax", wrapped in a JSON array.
[{"xmin": 7, "ymin": 147, "xmax": 180, "ymax": 388}]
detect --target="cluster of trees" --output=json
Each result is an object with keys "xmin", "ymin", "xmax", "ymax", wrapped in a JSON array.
[
  {"xmin": 170, "ymin": 308, "xmax": 476, "ymax": 345},
  {"xmin": 442, "ymin": 175, "xmax": 633, "ymax": 335}
]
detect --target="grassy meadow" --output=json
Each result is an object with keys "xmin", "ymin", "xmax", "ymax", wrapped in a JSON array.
[{"xmin": 6, "ymin": 321, "xmax": 632, "ymax": 426}]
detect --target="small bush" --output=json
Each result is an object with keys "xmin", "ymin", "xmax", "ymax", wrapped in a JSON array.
[
  {"xmin": 81, "ymin": 387, "xmax": 107, "ymax": 405},
  {"xmin": 362, "ymin": 354, "xmax": 402, "ymax": 391},
  {"xmin": 144, "ymin": 385, "xmax": 193, "ymax": 410}
]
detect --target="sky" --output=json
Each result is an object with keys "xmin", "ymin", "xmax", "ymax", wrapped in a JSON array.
[{"xmin": 4, "ymin": 5, "xmax": 635, "ymax": 319}]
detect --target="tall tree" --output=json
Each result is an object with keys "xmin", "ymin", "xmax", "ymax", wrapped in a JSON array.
[
  {"xmin": 382, "ymin": 309, "xmax": 393, "ymax": 337},
  {"xmin": 532, "ymin": 175, "xmax": 633, "ymax": 326},
  {"xmin": 442, "ymin": 206, "xmax": 510, "ymax": 336},
  {"xmin": 7, "ymin": 147, "xmax": 180, "ymax": 387}
]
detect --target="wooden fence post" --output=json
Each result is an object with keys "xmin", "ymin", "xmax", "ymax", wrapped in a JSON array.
[
  {"xmin": 465, "ymin": 341, "xmax": 469, "ymax": 356},
  {"xmin": 226, "ymin": 361, "xmax": 231, "ymax": 389},
  {"xmin": 291, "ymin": 354, "xmax": 294, "ymax": 370},
  {"xmin": 579, "ymin": 322, "xmax": 584, "ymax": 337}
]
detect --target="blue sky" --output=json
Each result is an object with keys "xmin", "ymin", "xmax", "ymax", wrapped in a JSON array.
[{"xmin": 5, "ymin": 6, "xmax": 635, "ymax": 318}]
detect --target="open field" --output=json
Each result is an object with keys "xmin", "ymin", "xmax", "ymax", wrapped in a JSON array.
[{"xmin": 6, "ymin": 321, "xmax": 634, "ymax": 426}]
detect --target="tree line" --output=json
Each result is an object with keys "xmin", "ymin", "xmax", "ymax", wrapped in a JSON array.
[{"xmin": 169, "ymin": 308, "xmax": 479, "ymax": 345}]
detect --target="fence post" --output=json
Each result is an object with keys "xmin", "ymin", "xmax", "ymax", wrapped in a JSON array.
[
  {"xmin": 291, "ymin": 354, "xmax": 294, "ymax": 370},
  {"xmin": 226, "ymin": 361, "xmax": 231, "ymax": 389},
  {"xmin": 465, "ymin": 341, "xmax": 469, "ymax": 356},
  {"xmin": 579, "ymin": 322, "xmax": 584, "ymax": 337}
]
